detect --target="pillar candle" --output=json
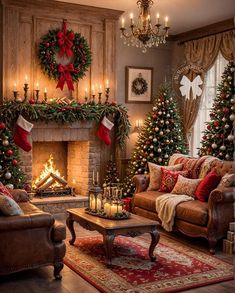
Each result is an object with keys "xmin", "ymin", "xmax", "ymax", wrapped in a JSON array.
[
  {"xmin": 96, "ymin": 198, "xmax": 102, "ymax": 210},
  {"xmin": 104, "ymin": 202, "xmax": 111, "ymax": 215},
  {"xmin": 117, "ymin": 204, "xmax": 123, "ymax": 213},
  {"xmin": 110, "ymin": 204, "xmax": 117, "ymax": 216}
]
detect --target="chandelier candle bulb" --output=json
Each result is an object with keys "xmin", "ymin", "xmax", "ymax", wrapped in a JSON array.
[
  {"xmin": 130, "ymin": 13, "xmax": 134, "ymax": 25},
  {"xmin": 156, "ymin": 13, "xmax": 160, "ymax": 24}
]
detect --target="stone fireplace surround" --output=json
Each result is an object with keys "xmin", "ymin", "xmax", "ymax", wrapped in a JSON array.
[{"xmin": 19, "ymin": 121, "xmax": 102, "ymax": 196}]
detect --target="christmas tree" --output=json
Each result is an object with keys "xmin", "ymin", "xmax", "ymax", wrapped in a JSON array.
[
  {"xmin": 0, "ymin": 122, "xmax": 25, "ymax": 188},
  {"xmin": 103, "ymin": 159, "xmax": 120, "ymax": 187},
  {"xmin": 199, "ymin": 60, "xmax": 235, "ymax": 160},
  {"xmin": 123, "ymin": 83, "xmax": 188, "ymax": 197}
]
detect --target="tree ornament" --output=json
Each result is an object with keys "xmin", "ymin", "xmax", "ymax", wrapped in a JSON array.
[
  {"xmin": 0, "ymin": 165, "xmax": 2, "ymax": 170},
  {"xmin": 150, "ymin": 153, "xmax": 154, "ymax": 157},
  {"xmin": 159, "ymin": 131, "xmax": 164, "ymax": 136},
  {"xmin": 0, "ymin": 122, "xmax": 6, "ymax": 129},
  {"xmin": 5, "ymin": 149, "xmax": 13, "ymax": 156},
  {"xmin": 155, "ymin": 127, "xmax": 159, "ymax": 132},
  {"xmin": 220, "ymin": 145, "xmax": 226, "ymax": 151},
  {"xmin": 12, "ymin": 159, "xmax": 18, "ymax": 166},
  {"xmin": 2, "ymin": 139, "xmax": 9, "ymax": 146},
  {"xmin": 229, "ymin": 114, "xmax": 235, "ymax": 121},
  {"xmin": 5, "ymin": 183, "xmax": 14, "ymax": 189},
  {"xmin": 152, "ymin": 114, "xmax": 158, "ymax": 119},
  {"xmin": 158, "ymin": 111, "xmax": 162, "ymax": 115},
  {"xmin": 152, "ymin": 106, "xmax": 157, "ymax": 111},
  {"xmin": 165, "ymin": 121, "xmax": 169, "ymax": 125},
  {"xmin": 227, "ymin": 134, "xmax": 235, "ymax": 141},
  {"xmin": 158, "ymin": 157, "xmax": 162, "ymax": 162},
  {"xmin": 164, "ymin": 154, "xmax": 169, "ymax": 158},
  {"xmin": 153, "ymin": 138, "xmax": 157, "ymax": 142},
  {"xmin": 225, "ymin": 124, "xmax": 230, "ymax": 129},
  {"xmin": 5, "ymin": 172, "xmax": 12, "ymax": 179},
  {"xmin": 38, "ymin": 21, "xmax": 92, "ymax": 91},
  {"xmin": 225, "ymin": 154, "xmax": 230, "ymax": 159},
  {"xmin": 150, "ymin": 145, "xmax": 154, "ymax": 149},
  {"xmin": 166, "ymin": 129, "xmax": 170, "ymax": 133},
  {"xmin": 160, "ymin": 120, "xmax": 164, "ymax": 124},
  {"xmin": 157, "ymin": 148, "xmax": 162, "ymax": 153},
  {"xmin": 212, "ymin": 143, "xmax": 217, "ymax": 149},
  {"xmin": 222, "ymin": 117, "xmax": 227, "ymax": 122}
]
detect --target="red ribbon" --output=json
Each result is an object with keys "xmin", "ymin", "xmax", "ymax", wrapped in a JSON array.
[
  {"xmin": 56, "ymin": 63, "xmax": 75, "ymax": 91},
  {"xmin": 57, "ymin": 22, "xmax": 75, "ymax": 57}
]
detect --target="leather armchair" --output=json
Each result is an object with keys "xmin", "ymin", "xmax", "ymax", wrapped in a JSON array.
[{"xmin": 0, "ymin": 189, "xmax": 66, "ymax": 279}]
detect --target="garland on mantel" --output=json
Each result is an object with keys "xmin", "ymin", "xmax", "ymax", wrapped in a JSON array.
[{"xmin": 0, "ymin": 101, "xmax": 130, "ymax": 149}]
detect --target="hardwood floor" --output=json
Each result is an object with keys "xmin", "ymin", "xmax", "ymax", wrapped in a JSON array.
[{"xmin": 0, "ymin": 212, "xmax": 234, "ymax": 293}]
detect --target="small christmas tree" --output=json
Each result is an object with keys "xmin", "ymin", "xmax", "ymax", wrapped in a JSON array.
[
  {"xmin": 199, "ymin": 60, "xmax": 235, "ymax": 160},
  {"xmin": 0, "ymin": 122, "xmax": 25, "ymax": 188},
  {"xmin": 123, "ymin": 83, "xmax": 188, "ymax": 197},
  {"xmin": 103, "ymin": 159, "xmax": 120, "ymax": 187}
]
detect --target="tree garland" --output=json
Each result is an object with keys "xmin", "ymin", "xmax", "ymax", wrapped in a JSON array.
[
  {"xmin": 0, "ymin": 101, "xmax": 130, "ymax": 149},
  {"xmin": 131, "ymin": 74, "xmax": 148, "ymax": 95},
  {"xmin": 38, "ymin": 22, "xmax": 92, "ymax": 91}
]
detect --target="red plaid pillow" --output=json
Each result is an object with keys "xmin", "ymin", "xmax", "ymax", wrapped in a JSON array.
[
  {"xmin": 159, "ymin": 168, "xmax": 189, "ymax": 193},
  {"xmin": 0, "ymin": 182, "xmax": 14, "ymax": 199}
]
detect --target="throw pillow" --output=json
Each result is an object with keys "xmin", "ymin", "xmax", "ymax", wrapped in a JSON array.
[
  {"xmin": 217, "ymin": 173, "xmax": 235, "ymax": 189},
  {"xmin": 195, "ymin": 171, "xmax": 221, "ymax": 202},
  {"xmin": 171, "ymin": 175, "xmax": 202, "ymax": 197},
  {"xmin": 0, "ymin": 182, "xmax": 14, "ymax": 199},
  {"xmin": 159, "ymin": 168, "xmax": 189, "ymax": 193},
  {"xmin": 147, "ymin": 162, "xmax": 183, "ymax": 191},
  {"xmin": 0, "ymin": 193, "xmax": 23, "ymax": 216}
]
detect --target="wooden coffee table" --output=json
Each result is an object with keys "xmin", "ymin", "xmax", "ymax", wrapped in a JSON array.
[{"xmin": 66, "ymin": 208, "xmax": 160, "ymax": 267}]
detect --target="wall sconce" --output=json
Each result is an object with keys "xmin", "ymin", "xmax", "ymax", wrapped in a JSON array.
[{"xmin": 134, "ymin": 119, "xmax": 143, "ymax": 132}]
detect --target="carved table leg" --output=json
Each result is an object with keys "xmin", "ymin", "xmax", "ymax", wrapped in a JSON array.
[
  {"xmin": 149, "ymin": 229, "xmax": 160, "ymax": 262},
  {"xmin": 103, "ymin": 233, "xmax": 115, "ymax": 268},
  {"xmin": 54, "ymin": 261, "xmax": 63, "ymax": 280},
  {"xmin": 66, "ymin": 214, "xmax": 76, "ymax": 245}
]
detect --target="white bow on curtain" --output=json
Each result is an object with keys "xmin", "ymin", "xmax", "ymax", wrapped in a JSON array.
[{"xmin": 179, "ymin": 75, "xmax": 203, "ymax": 100}]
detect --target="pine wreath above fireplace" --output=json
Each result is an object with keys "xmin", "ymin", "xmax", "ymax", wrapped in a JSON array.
[{"xmin": 0, "ymin": 101, "xmax": 130, "ymax": 149}]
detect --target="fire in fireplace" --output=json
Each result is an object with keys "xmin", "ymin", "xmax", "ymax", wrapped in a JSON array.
[{"xmin": 33, "ymin": 154, "xmax": 73, "ymax": 197}]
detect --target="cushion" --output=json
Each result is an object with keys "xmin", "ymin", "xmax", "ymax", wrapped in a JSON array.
[
  {"xmin": 0, "ymin": 192, "xmax": 23, "ymax": 216},
  {"xmin": 171, "ymin": 175, "xmax": 202, "ymax": 197},
  {"xmin": 195, "ymin": 171, "xmax": 221, "ymax": 202},
  {"xmin": 175, "ymin": 156, "xmax": 206, "ymax": 178},
  {"xmin": 217, "ymin": 173, "xmax": 235, "ymax": 189},
  {"xmin": 0, "ymin": 182, "xmax": 14, "ymax": 199},
  {"xmin": 147, "ymin": 162, "xmax": 183, "ymax": 191},
  {"xmin": 159, "ymin": 168, "xmax": 189, "ymax": 193}
]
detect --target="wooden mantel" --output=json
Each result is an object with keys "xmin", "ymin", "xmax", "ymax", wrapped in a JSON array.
[{"xmin": 0, "ymin": 0, "xmax": 123, "ymax": 102}]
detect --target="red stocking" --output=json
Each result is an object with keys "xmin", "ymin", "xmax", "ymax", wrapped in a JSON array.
[
  {"xmin": 97, "ymin": 117, "xmax": 114, "ymax": 145},
  {"xmin": 13, "ymin": 115, "xmax": 34, "ymax": 152}
]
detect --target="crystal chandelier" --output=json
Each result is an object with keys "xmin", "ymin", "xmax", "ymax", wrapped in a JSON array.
[{"xmin": 120, "ymin": 0, "xmax": 170, "ymax": 53}]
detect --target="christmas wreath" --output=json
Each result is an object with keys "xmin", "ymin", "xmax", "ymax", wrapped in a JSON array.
[
  {"xmin": 38, "ymin": 21, "xmax": 92, "ymax": 91},
  {"xmin": 131, "ymin": 74, "xmax": 148, "ymax": 95}
]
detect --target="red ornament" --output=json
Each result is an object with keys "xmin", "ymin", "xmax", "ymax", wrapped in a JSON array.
[
  {"xmin": 213, "ymin": 121, "xmax": 219, "ymax": 127},
  {"xmin": 12, "ymin": 159, "xmax": 18, "ymax": 166},
  {"xmin": 221, "ymin": 93, "xmax": 226, "ymax": 99},
  {"xmin": 111, "ymin": 101, "xmax": 117, "ymax": 106},
  {"xmin": 152, "ymin": 114, "xmax": 158, "ymax": 119},
  {"xmin": 0, "ymin": 122, "xmax": 6, "ymax": 129},
  {"xmin": 145, "ymin": 140, "xmax": 151, "ymax": 145},
  {"xmin": 6, "ymin": 149, "xmax": 13, "ymax": 156},
  {"xmin": 223, "ymin": 107, "xmax": 229, "ymax": 113},
  {"xmin": 220, "ymin": 134, "xmax": 224, "ymax": 139},
  {"xmin": 207, "ymin": 125, "xmax": 211, "ymax": 130},
  {"xmin": 170, "ymin": 119, "xmax": 174, "ymax": 124},
  {"xmin": 29, "ymin": 99, "xmax": 35, "ymax": 104}
]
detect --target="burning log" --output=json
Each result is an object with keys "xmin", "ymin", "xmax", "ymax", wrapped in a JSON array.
[
  {"xmin": 34, "ymin": 173, "xmax": 51, "ymax": 189},
  {"xmin": 37, "ymin": 178, "xmax": 56, "ymax": 190},
  {"xmin": 50, "ymin": 173, "xmax": 67, "ymax": 187}
]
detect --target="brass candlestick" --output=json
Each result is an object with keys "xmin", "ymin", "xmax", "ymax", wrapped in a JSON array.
[
  {"xmin": 44, "ymin": 92, "xmax": 47, "ymax": 103},
  {"xmin": 91, "ymin": 94, "xmax": 95, "ymax": 104},
  {"xmin": 35, "ymin": 89, "xmax": 40, "ymax": 103},
  {"xmin": 23, "ymin": 83, "xmax": 29, "ymax": 102},
  {"xmin": 84, "ymin": 96, "xmax": 88, "ymax": 104},
  {"xmin": 105, "ymin": 88, "xmax": 110, "ymax": 104},
  {"xmin": 13, "ymin": 91, "xmax": 18, "ymax": 101},
  {"xmin": 98, "ymin": 92, "xmax": 102, "ymax": 104}
]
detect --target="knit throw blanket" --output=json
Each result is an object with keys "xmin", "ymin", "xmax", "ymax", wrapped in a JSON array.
[{"xmin": 156, "ymin": 194, "xmax": 194, "ymax": 232}]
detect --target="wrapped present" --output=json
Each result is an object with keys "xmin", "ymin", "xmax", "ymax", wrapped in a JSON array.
[{"xmin": 123, "ymin": 197, "xmax": 132, "ymax": 212}]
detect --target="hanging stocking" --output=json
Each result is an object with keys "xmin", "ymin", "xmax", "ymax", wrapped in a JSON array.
[
  {"xmin": 13, "ymin": 115, "xmax": 34, "ymax": 152},
  {"xmin": 97, "ymin": 116, "xmax": 114, "ymax": 145}
]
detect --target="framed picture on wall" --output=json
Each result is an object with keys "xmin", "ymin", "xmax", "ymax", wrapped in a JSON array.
[{"xmin": 125, "ymin": 66, "xmax": 153, "ymax": 103}]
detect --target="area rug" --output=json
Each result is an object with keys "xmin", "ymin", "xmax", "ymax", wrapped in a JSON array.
[{"xmin": 64, "ymin": 235, "xmax": 233, "ymax": 293}]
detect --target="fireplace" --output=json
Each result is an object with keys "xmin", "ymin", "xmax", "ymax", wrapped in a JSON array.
[{"xmin": 18, "ymin": 121, "xmax": 106, "ymax": 196}]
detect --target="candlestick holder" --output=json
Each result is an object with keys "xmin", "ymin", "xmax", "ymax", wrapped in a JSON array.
[
  {"xmin": 98, "ymin": 92, "xmax": 102, "ymax": 104},
  {"xmin": 105, "ymin": 87, "xmax": 110, "ymax": 104},
  {"xmin": 35, "ymin": 89, "xmax": 40, "ymax": 103},
  {"xmin": 84, "ymin": 96, "xmax": 88, "ymax": 104},
  {"xmin": 44, "ymin": 92, "xmax": 47, "ymax": 103},
  {"xmin": 91, "ymin": 94, "xmax": 95, "ymax": 104},
  {"xmin": 23, "ymin": 83, "xmax": 29, "ymax": 102},
  {"xmin": 13, "ymin": 91, "xmax": 18, "ymax": 101}
]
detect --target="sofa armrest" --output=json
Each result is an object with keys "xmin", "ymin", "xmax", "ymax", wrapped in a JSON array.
[
  {"xmin": 8, "ymin": 189, "xmax": 30, "ymax": 202},
  {"xmin": 0, "ymin": 213, "xmax": 55, "ymax": 231},
  {"xmin": 208, "ymin": 187, "xmax": 234, "ymax": 205},
  {"xmin": 132, "ymin": 174, "xmax": 150, "ymax": 193}
]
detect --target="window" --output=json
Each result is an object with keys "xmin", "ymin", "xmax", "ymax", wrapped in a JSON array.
[{"xmin": 191, "ymin": 52, "xmax": 228, "ymax": 157}]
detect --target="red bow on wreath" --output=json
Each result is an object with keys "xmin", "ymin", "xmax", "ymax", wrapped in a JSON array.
[
  {"xmin": 56, "ymin": 63, "xmax": 75, "ymax": 91},
  {"xmin": 57, "ymin": 21, "xmax": 75, "ymax": 57}
]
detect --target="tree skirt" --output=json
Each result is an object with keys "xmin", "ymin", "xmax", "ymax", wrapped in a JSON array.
[{"xmin": 64, "ymin": 235, "xmax": 233, "ymax": 293}]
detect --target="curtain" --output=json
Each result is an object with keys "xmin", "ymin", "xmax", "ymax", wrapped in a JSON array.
[{"xmin": 181, "ymin": 30, "xmax": 235, "ymax": 143}]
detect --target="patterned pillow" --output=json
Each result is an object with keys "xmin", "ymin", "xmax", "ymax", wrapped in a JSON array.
[
  {"xmin": 159, "ymin": 168, "xmax": 189, "ymax": 193},
  {"xmin": 217, "ymin": 173, "xmax": 235, "ymax": 189},
  {"xmin": 0, "ymin": 182, "xmax": 14, "ymax": 199},
  {"xmin": 171, "ymin": 175, "xmax": 202, "ymax": 197},
  {"xmin": 147, "ymin": 162, "xmax": 183, "ymax": 191},
  {"xmin": 0, "ymin": 193, "xmax": 23, "ymax": 216}
]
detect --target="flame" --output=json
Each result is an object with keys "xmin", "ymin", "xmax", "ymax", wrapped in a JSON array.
[{"xmin": 33, "ymin": 154, "xmax": 65, "ymax": 189}]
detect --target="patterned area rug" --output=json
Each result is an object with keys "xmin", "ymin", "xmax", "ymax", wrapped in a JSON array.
[{"xmin": 64, "ymin": 235, "xmax": 233, "ymax": 293}]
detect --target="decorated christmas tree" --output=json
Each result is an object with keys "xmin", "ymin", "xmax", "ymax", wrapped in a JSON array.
[
  {"xmin": 0, "ymin": 122, "xmax": 25, "ymax": 188},
  {"xmin": 199, "ymin": 60, "xmax": 235, "ymax": 160},
  {"xmin": 123, "ymin": 83, "xmax": 188, "ymax": 197},
  {"xmin": 103, "ymin": 159, "xmax": 120, "ymax": 187}
]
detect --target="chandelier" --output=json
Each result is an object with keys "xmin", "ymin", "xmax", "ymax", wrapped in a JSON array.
[{"xmin": 120, "ymin": 0, "xmax": 170, "ymax": 53}]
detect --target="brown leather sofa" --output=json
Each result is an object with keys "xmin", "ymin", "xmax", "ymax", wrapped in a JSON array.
[
  {"xmin": 132, "ymin": 154, "xmax": 234, "ymax": 254},
  {"xmin": 0, "ymin": 189, "xmax": 66, "ymax": 279}
]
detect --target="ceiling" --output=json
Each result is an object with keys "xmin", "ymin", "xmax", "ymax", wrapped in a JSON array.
[{"xmin": 57, "ymin": 0, "xmax": 235, "ymax": 34}]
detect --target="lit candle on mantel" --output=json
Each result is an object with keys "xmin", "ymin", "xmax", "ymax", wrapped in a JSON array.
[
  {"xmin": 85, "ymin": 87, "xmax": 88, "ymax": 97},
  {"xmin": 36, "ymin": 82, "xmax": 39, "ymax": 90},
  {"xmin": 13, "ymin": 82, "xmax": 17, "ymax": 91},
  {"xmin": 99, "ymin": 84, "xmax": 102, "ymax": 93},
  {"xmin": 24, "ymin": 75, "xmax": 28, "ymax": 84},
  {"xmin": 165, "ymin": 16, "xmax": 168, "ymax": 27},
  {"xmin": 106, "ymin": 79, "xmax": 109, "ymax": 89},
  {"xmin": 92, "ymin": 85, "xmax": 95, "ymax": 95}
]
